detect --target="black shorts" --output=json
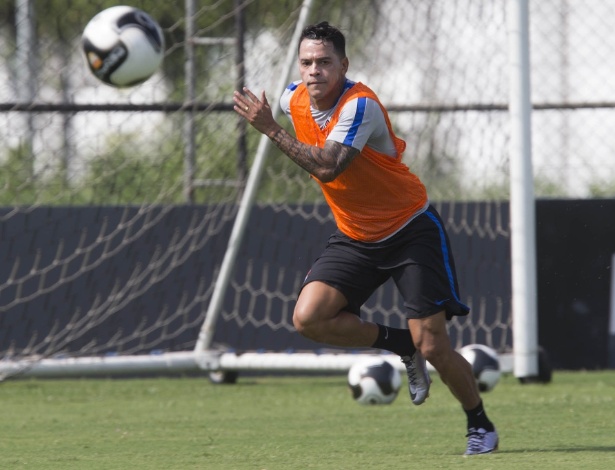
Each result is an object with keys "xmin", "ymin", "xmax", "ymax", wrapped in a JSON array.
[{"xmin": 301, "ymin": 205, "xmax": 470, "ymax": 320}]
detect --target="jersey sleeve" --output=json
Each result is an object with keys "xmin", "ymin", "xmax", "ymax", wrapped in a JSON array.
[
  {"xmin": 326, "ymin": 97, "xmax": 387, "ymax": 152},
  {"xmin": 279, "ymin": 80, "xmax": 301, "ymax": 126}
]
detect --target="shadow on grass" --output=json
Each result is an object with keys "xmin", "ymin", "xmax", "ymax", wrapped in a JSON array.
[{"xmin": 497, "ymin": 446, "xmax": 615, "ymax": 454}]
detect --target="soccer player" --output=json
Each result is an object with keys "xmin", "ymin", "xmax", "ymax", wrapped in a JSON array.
[{"xmin": 233, "ymin": 21, "xmax": 498, "ymax": 455}]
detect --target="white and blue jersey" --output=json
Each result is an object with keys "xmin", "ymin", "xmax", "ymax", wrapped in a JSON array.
[{"xmin": 280, "ymin": 78, "xmax": 397, "ymax": 157}]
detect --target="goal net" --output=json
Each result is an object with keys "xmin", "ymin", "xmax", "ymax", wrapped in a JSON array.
[{"xmin": 1, "ymin": 0, "xmax": 613, "ymax": 379}]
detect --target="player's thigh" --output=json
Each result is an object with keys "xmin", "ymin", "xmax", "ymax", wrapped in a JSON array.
[
  {"xmin": 294, "ymin": 281, "xmax": 350, "ymax": 325},
  {"xmin": 300, "ymin": 237, "xmax": 387, "ymax": 315}
]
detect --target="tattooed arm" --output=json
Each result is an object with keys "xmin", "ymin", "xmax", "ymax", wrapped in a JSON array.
[
  {"xmin": 233, "ymin": 87, "xmax": 358, "ymax": 183},
  {"xmin": 268, "ymin": 127, "xmax": 358, "ymax": 183}
]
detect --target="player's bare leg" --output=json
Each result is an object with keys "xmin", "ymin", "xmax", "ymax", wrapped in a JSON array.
[
  {"xmin": 294, "ymin": 281, "xmax": 430, "ymax": 405},
  {"xmin": 409, "ymin": 311, "xmax": 498, "ymax": 454},
  {"xmin": 293, "ymin": 281, "xmax": 378, "ymax": 347},
  {"xmin": 408, "ymin": 311, "xmax": 479, "ymax": 408}
]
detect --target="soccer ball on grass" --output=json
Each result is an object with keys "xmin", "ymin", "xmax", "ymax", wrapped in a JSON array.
[
  {"xmin": 347, "ymin": 357, "xmax": 401, "ymax": 405},
  {"xmin": 459, "ymin": 344, "xmax": 501, "ymax": 392},
  {"xmin": 82, "ymin": 6, "xmax": 165, "ymax": 87}
]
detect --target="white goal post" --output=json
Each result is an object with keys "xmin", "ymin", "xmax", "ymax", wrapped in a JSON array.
[
  {"xmin": 193, "ymin": 0, "xmax": 315, "ymax": 354},
  {"xmin": 507, "ymin": 0, "xmax": 539, "ymax": 379}
]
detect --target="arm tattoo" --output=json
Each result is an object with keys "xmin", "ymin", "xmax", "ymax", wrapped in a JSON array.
[{"xmin": 269, "ymin": 128, "xmax": 359, "ymax": 182}]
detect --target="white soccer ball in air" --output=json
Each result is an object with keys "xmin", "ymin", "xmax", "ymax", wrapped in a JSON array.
[
  {"xmin": 347, "ymin": 357, "xmax": 401, "ymax": 405},
  {"xmin": 82, "ymin": 6, "xmax": 165, "ymax": 87},
  {"xmin": 459, "ymin": 344, "xmax": 502, "ymax": 392}
]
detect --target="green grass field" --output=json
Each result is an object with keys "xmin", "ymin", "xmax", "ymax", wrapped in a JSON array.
[{"xmin": 1, "ymin": 371, "xmax": 614, "ymax": 469}]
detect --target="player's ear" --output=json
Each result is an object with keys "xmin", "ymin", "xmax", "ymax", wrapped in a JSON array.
[{"xmin": 341, "ymin": 57, "xmax": 349, "ymax": 74}]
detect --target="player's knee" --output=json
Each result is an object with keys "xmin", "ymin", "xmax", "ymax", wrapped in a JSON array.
[
  {"xmin": 414, "ymin": 330, "xmax": 453, "ymax": 368},
  {"xmin": 412, "ymin": 311, "xmax": 452, "ymax": 368},
  {"xmin": 292, "ymin": 303, "xmax": 317, "ymax": 337},
  {"xmin": 292, "ymin": 302, "xmax": 333, "ymax": 341}
]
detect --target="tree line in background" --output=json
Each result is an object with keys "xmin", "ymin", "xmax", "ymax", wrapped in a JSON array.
[
  {"xmin": 0, "ymin": 0, "xmax": 388, "ymax": 205},
  {"xmin": 1, "ymin": 1, "xmax": 612, "ymax": 206}
]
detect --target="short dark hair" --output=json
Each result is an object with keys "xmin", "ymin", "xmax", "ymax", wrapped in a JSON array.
[{"xmin": 298, "ymin": 21, "xmax": 346, "ymax": 58}]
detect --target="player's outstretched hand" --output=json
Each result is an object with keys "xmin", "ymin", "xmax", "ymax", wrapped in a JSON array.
[{"xmin": 233, "ymin": 87, "xmax": 281, "ymax": 138}]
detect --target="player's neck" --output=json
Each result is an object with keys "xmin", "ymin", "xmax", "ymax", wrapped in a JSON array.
[{"xmin": 310, "ymin": 78, "xmax": 348, "ymax": 111}]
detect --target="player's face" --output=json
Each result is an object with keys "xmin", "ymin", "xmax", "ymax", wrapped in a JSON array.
[{"xmin": 298, "ymin": 39, "xmax": 348, "ymax": 110}]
